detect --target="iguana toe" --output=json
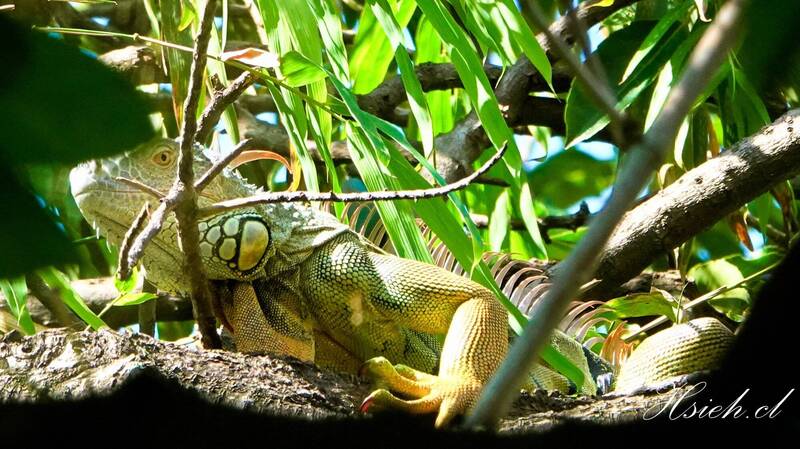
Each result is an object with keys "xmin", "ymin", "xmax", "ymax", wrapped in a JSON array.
[{"xmin": 359, "ymin": 357, "xmax": 478, "ymax": 428}]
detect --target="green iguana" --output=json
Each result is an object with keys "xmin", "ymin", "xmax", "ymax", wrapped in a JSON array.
[{"xmin": 69, "ymin": 138, "xmax": 732, "ymax": 427}]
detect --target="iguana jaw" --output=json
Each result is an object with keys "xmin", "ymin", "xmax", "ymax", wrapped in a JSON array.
[{"xmin": 70, "ymin": 160, "xmax": 188, "ymax": 292}]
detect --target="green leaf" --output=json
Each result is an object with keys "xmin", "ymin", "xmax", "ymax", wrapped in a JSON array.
[
  {"xmin": 601, "ymin": 292, "xmax": 678, "ymax": 322},
  {"xmin": 0, "ymin": 276, "xmax": 36, "ymax": 335},
  {"xmin": 38, "ymin": 267, "xmax": 107, "ymax": 330},
  {"xmin": 416, "ymin": 0, "xmax": 546, "ymax": 258},
  {"xmin": 280, "ymin": 51, "xmax": 329, "ymax": 87},
  {"xmin": 688, "ymin": 258, "xmax": 750, "ymax": 321},
  {"xmin": 497, "ymin": 0, "xmax": 552, "ymax": 88},
  {"xmin": 489, "ymin": 190, "xmax": 511, "ymax": 251},
  {"xmin": 112, "ymin": 292, "xmax": 158, "ymax": 307},
  {"xmin": 370, "ymin": 0, "xmax": 435, "ymax": 154},
  {"xmin": 0, "ymin": 18, "xmax": 154, "ymax": 164},
  {"xmin": 257, "ymin": 0, "xmax": 335, "ymax": 194},
  {"xmin": 415, "ymin": 17, "xmax": 455, "ymax": 137},
  {"xmin": 114, "ymin": 267, "xmax": 143, "ymax": 295},
  {"xmin": 200, "ymin": 0, "xmax": 240, "ymax": 144},
  {"xmin": 621, "ymin": 0, "xmax": 692, "ymax": 82},
  {"xmin": 158, "ymin": 0, "xmax": 193, "ymax": 127},
  {"xmin": 565, "ymin": 20, "xmax": 687, "ymax": 147},
  {"xmin": 349, "ymin": 0, "xmax": 416, "ymax": 94}
]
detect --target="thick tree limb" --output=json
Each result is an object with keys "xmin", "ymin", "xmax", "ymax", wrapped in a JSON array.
[
  {"xmin": 588, "ymin": 109, "xmax": 800, "ymax": 296},
  {"xmin": 0, "ymin": 328, "xmax": 702, "ymax": 438}
]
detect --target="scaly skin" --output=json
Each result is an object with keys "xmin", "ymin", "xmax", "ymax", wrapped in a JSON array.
[
  {"xmin": 70, "ymin": 138, "xmax": 731, "ymax": 426},
  {"xmin": 70, "ymin": 139, "xmax": 594, "ymax": 426},
  {"xmin": 70, "ymin": 138, "xmax": 599, "ymax": 426}
]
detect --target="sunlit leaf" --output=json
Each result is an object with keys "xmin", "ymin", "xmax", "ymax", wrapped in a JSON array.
[
  {"xmin": 0, "ymin": 276, "xmax": 35, "ymax": 335},
  {"xmin": 38, "ymin": 267, "xmax": 107, "ymax": 330},
  {"xmin": 601, "ymin": 291, "xmax": 678, "ymax": 322},
  {"xmin": 565, "ymin": 21, "xmax": 686, "ymax": 147},
  {"xmin": 112, "ymin": 292, "xmax": 158, "ymax": 307},
  {"xmin": 279, "ymin": 50, "xmax": 327, "ymax": 86}
]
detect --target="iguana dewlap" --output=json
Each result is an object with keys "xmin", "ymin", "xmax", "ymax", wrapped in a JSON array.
[{"xmin": 69, "ymin": 138, "xmax": 731, "ymax": 427}]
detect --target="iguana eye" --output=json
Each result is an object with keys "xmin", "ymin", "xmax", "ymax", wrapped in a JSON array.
[{"xmin": 152, "ymin": 148, "xmax": 175, "ymax": 167}]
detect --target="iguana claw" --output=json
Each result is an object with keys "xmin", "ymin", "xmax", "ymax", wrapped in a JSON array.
[{"xmin": 359, "ymin": 356, "xmax": 475, "ymax": 428}]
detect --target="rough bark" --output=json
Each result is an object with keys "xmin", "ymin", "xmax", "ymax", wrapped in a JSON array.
[{"xmin": 0, "ymin": 328, "xmax": 696, "ymax": 434}]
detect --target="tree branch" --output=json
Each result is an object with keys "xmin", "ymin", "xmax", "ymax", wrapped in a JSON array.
[
  {"xmin": 171, "ymin": 0, "xmax": 222, "ymax": 349},
  {"xmin": 196, "ymin": 71, "xmax": 258, "ymax": 143},
  {"xmin": 466, "ymin": 0, "xmax": 749, "ymax": 429},
  {"xmin": 198, "ymin": 144, "xmax": 509, "ymax": 217},
  {"xmin": 433, "ymin": 0, "xmax": 640, "ymax": 182},
  {"xmin": 588, "ymin": 109, "xmax": 800, "ymax": 296}
]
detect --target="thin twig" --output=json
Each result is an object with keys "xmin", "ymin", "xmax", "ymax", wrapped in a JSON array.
[
  {"xmin": 116, "ymin": 203, "xmax": 150, "ymax": 280},
  {"xmin": 123, "ymin": 200, "xmax": 174, "ymax": 278},
  {"xmin": 195, "ymin": 138, "xmax": 255, "ymax": 192},
  {"xmin": 196, "ymin": 71, "xmax": 257, "ymax": 142},
  {"xmin": 465, "ymin": 0, "xmax": 749, "ymax": 429},
  {"xmin": 559, "ymin": 0, "xmax": 611, "ymax": 90},
  {"xmin": 198, "ymin": 143, "xmax": 509, "ymax": 217},
  {"xmin": 115, "ymin": 177, "xmax": 165, "ymax": 200},
  {"xmin": 523, "ymin": 0, "xmax": 625, "ymax": 130}
]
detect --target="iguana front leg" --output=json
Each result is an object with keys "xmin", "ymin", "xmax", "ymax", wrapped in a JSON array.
[
  {"xmin": 300, "ymin": 234, "xmax": 508, "ymax": 427},
  {"xmin": 214, "ymin": 280, "xmax": 315, "ymax": 361}
]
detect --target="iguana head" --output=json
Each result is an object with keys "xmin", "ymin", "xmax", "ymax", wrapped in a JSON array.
[
  {"xmin": 70, "ymin": 138, "xmax": 349, "ymax": 292},
  {"xmin": 70, "ymin": 138, "xmax": 272, "ymax": 291}
]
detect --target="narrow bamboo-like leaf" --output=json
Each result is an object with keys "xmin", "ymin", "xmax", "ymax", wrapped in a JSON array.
[
  {"xmin": 346, "ymin": 127, "xmax": 433, "ymax": 262},
  {"xmin": 307, "ymin": 0, "xmax": 348, "ymax": 212},
  {"xmin": 453, "ymin": 0, "xmax": 514, "ymax": 64},
  {"xmin": 370, "ymin": 0, "xmax": 434, "ymax": 154},
  {"xmin": 203, "ymin": 2, "xmax": 240, "ymax": 144},
  {"xmin": 280, "ymin": 51, "xmax": 328, "ymax": 87},
  {"xmin": 328, "ymin": 67, "xmax": 431, "ymax": 261},
  {"xmin": 621, "ymin": 0, "xmax": 692, "ymax": 82},
  {"xmin": 0, "ymin": 277, "xmax": 35, "ymax": 335},
  {"xmin": 349, "ymin": 0, "xmax": 416, "ymax": 94},
  {"xmin": 263, "ymin": 82, "xmax": 320, "ymax": 191},
  {"xmin": 112, "ymin": 292, "xmax": 159, "ymax": 307},
  {"xmin": 644, "ymin": 61, "xmax": 674, "ymax": 131},
  {"xmin": 497, "ymin": 0, "xmax": 552, "ymax": 89},
  {"xmin": 159, "ymin": 0, "xmax": 194, "ymax": 126},
  {"xmin": 489, "ymin": 190, "xmax": 510, "ymax": 251},
  {"xmin": 565, "ymin": 21, "xmax": 687, "ymax": 147},
  {"xmin": 38, "ymin": 267, "xmax": 107, "ymax": 330},
  {"xmin": 415, "ymin": 17, "xmax": 454, "ymax": 139},
  {"xmin": 416, "ymin": 0, "xmax": 547, "ymax": 259}
]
